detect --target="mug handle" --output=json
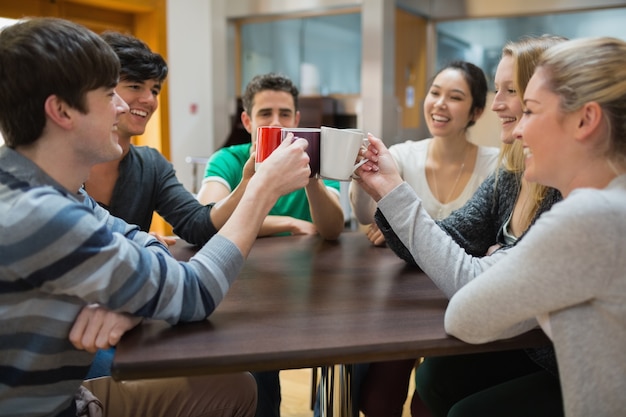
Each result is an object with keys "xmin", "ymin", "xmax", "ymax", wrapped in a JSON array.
[{"xmin": 350, "ymin": 158, "xmax": 369, "ymax": 179}]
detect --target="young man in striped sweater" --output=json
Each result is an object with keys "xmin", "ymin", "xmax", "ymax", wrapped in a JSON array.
[{"xmin": 0, "ymin": 17, "xmax": 311, "ymax": 417}]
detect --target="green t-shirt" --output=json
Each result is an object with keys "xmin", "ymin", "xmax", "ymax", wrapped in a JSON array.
[{"xmin": 203, "ymin": 143, "xmax": 340, "ymax": 223}]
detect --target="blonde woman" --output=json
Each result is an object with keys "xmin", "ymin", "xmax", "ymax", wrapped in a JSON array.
[
  {"xmin": 357, "ymin": 36, "xmax": 626, "ymax": 417},
  {"xmin": 358, "ymin": 36, "xmax": 566, "ymax": 417},
  {"xmin": 446, "ymin": 36, "xmax": 626, "ymax": 417}
]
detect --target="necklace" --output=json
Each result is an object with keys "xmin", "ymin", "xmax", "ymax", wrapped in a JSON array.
[{"xmin": 428, "ymin": 142, "xmax": 469, "ymax": 219}]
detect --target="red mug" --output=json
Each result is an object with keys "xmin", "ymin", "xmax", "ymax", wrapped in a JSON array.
[{"xmin": 255, "ymin": 126, "xmax": 283, "ymax": 171}]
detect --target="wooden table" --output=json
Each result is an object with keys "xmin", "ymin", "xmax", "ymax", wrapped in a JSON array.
[{"xmin": 112, "ymin": 232, "xmax": 549, "ymax": 416}]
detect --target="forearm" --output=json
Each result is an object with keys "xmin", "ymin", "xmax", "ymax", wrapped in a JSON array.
[
  {"xmin": 210, "ymin": 178, "xmax": 250, "ymax": 230},
  {"xmin": 157, "ymin": 181, "xmax": 219, "ymax": 245},
  {"xmin": 254, "ymin": 215, "xmax": 307, "ymax": 237},
  {"xmin": 217, "ymin": 180, "xmax": 279, "ymax": 256},
  {"xmin": 378, "ymin": 182, "xmax": 498, "ymax": 297},
  {"xmin": 349, "ymin": 179, "xmax": 377, "ymax": 224},
  {"xmin": 305, "ymin": 180, "xmax": 344, "ymax": 240},
  {"xmin": 374, "ymin": 209, "xmax": 418, "ymax": 265}
]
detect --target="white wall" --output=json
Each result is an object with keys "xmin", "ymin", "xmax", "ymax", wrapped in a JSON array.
[{"xmin": 166, "ymin": 0, "xmax": 216, "ymax": 191}]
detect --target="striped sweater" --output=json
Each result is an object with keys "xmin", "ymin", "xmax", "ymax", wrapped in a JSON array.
[{"xmin": 0, "ymin": 146, "xmax": 243, "ymax": 417}]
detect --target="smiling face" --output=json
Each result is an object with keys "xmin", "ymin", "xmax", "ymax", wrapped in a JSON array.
[
  {"xmin": 423, "ymin": 68, "xmax": 476, "ymax": 140},
  {"xmin": 114, "ymin": 78, "xmax": 161, "ymax": 141},
  {"xmin": 515, "ymin": 67, "xmax": 574, "ymax": 190},
  {"xmin": 242, "ymin": 89, "xmax": 300, "ymax": 146},
  {"xmin": 491, "ymin": 55, "xmax": 523, "ymax": 145},
  {"xmin": 74, "ymin": 86, "xmax": 129, "ymax": 165}
]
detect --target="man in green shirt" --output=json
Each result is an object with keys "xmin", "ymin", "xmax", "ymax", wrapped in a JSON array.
[
  {"xmin": 197, "ymin": 73, "xmax": 344, "ymax": 240},
  {"xmin": 197, "ymin": 73, "xmax": 345, "ymax": 417}
]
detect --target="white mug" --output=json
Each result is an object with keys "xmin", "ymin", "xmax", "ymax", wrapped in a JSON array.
[{"xmin": 320, "ymin": 126, "xmax": 368, "ymax": 181}]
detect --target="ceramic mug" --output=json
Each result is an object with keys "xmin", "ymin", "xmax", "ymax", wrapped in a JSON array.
[
  {"xmin": 281, "ymin": 127, "xmax": 322, "ymax": 177},
  {"xmin": 319, "ymin": 126, "xmax": 368, "ymax": 181},
  {"xmin": 255, "ymin": 126, "xmax": 283, "ymax": 171}
]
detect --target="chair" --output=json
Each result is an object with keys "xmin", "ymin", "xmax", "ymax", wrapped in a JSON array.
[{"xmin": 184, "ymin": 156, "xmax": 209, "ymax": 195}]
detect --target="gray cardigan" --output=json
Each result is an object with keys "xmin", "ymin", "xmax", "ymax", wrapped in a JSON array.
[
  {"xmin": 375, "ymin": 169, "xmax": 562, "ymax": 375},
  {"xmin": 444, "ymin": 175, "xmax": 626, "ymax": 417},
  {"xmin": 376, "ymin": 169, "xmax": 562, "ymax": 260}
]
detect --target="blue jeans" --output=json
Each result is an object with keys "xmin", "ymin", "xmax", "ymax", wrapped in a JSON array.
[{"xmin": 86, "ymin": 347, "xmax": 115, "ymax": 379}]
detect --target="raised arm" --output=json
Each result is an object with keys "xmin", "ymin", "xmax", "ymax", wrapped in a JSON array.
[
  {"xmin": 349, "ymin": 177, "xmax": 378, "ymax": 225},
  {"xmin": 305, "ymin": 178, "xmax": 344, "ymax": 240},
  {"xmin": 197, "ymin": 152, "xmax": 255, "ymax": 231},
  {"xmin": 147, "ymin": 148, "xmax": 219, "ymax": 245},
  {"xmin": 27, "ymin": 138, "xmax": 311, "ymax": 325},
  {"xmin": 376, "ymin": 171, "xmax": 508, "ymax": 263},
  {"xmin": 354, "ymin": 135, "xmax": 501, "ymax": 298}
]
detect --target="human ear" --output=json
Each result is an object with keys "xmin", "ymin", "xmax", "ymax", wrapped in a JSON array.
[
  {"xmin": 574, "ymin": 101, "xmax": 603, "ymax": 142},
  {"xmin": 471, "ymin": 107, "xmax": 484, "ymax": 123},
  {"xmin": 241, "ymin": 111, "xmax": 252, "ymax": 133},
  {"xmin": 43, "ymin": 95, "xmax": 73, "ymax": 130}
]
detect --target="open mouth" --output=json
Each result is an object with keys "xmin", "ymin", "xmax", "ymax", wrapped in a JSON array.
[
  {"xmin": 523, "ymin": 147, "xmax": 532, "ymax": 158},
  {"xmin": 130, "ymin": 109, "xmax": 149, "ymax": 118}
]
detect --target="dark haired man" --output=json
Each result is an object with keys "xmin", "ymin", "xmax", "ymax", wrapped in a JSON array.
[
  {"xmin": 0, "ymin": 18, "xmax": 311, "ymax": 416},
  {"xmin": 197, "ymin": 73, "xmax": 345, "ymax": 240},
  {"xmin": 197, "ymin": 73, "xmax": 345, "ymax": 417}
]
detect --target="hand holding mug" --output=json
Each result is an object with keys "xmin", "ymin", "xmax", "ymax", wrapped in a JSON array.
[
  {"xmin": 254, "ymin": 134, "xmax": 311, "ymax": 199},
  {"xmin": 353, "ymin": 134, "xmax": 404, "ymax": 202},
  {"xmin": 320, "ymin": 126, "xmax": 370, "ymax": 181},
  {"xmin": 255, "ymin": 126, "xmax": 283, "ymax": 171},
  {"xmin": 242, "ymin": 152, "xmax": 256, "ymax": 182},
  {"xmin": 282, "ymin": 128, "xmax": 321, "ymax": 177}
]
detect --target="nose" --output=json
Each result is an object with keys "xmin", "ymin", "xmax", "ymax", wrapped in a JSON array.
[
  {"xmin": 114, "ymin": 92, "xmax": 129, "ymax": 113},
  {"xmin": 512, "ymin": 115, "xmax": 525, "ymax": 141},
  {"xmin": 434, "ymin": 96, "xmax": 446, "ymax": 108},
  {"xmin": 491, "ymin": 92, "xmax": 505, "ymax": 111},
  {"xmin": 268, "ymin": 112, "xmax": 282, "ymax": 127}
]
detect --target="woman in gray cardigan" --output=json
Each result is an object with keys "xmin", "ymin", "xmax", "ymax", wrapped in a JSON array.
[
  {"xmin": 356, "ymin": 36, "xmax": 626, "ymax": 417},
  {"xmin": 357, "ymin": 35, "xmax": 565, "ymax": 417}
]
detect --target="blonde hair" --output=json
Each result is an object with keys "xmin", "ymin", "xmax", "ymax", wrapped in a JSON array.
[
  {"xmin": 538, "ymin": 37, "xmax": 626, "ymax": 163},
  {"xmin": 496, "ymin": 35, "xmax": 567, "ymax": 230}
]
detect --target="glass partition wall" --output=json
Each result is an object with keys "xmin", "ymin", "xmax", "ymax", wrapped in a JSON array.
[
  {"xmin": 240, "ymin": 13, "xmax": 361, "ymax": 96},
  {"xmin": 436, "ymin": 7, "xmax": 626, "ymax": 89},
  {"xmin": 234, "ymin": 5, "xmax": 626, "ymax": 146},
  {"xmin": 239, "ymin": 6, "xmax": 626, "ymax": 94}
]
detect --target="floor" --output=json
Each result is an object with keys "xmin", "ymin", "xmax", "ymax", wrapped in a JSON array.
[{"xmin": 279, "ymin": 368, "xmax": 414, "ymax": 417}]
